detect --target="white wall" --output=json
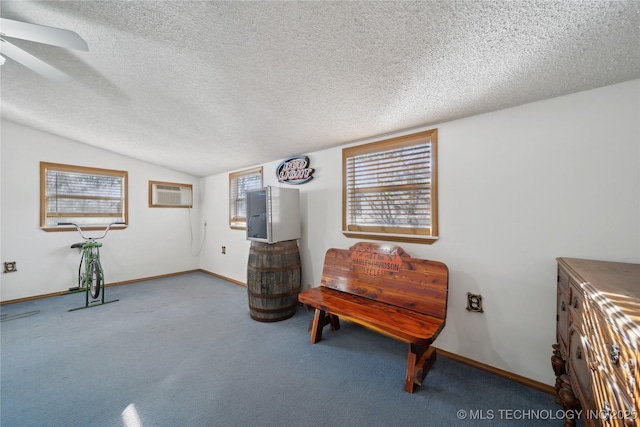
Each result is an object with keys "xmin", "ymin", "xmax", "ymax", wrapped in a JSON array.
[
  {"xmin": 2, "ymin": 80, "xmax": 638, "ymax": 386},
  {"xmin": 199, "ymin": 80, "xmax": 640, "ymax": 386},
  {"xmin": 1, "ymin": 120, "xmax": 203, "ymax": 302}
]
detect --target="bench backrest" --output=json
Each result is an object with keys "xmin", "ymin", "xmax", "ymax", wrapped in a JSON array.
[{"xmin": 320, "ymin": 242, "xmax": 449, "ymax": 319}]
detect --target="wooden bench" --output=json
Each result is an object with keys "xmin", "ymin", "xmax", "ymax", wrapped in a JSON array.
[{"xmin": 298, "ymin": 242, "xmax": 449, "ymax": 393}]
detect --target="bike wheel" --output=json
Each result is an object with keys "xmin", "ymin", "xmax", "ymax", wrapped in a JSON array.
[{"xmin": 89, "ymin": 260, "xmax": 101, "ymax": 299}]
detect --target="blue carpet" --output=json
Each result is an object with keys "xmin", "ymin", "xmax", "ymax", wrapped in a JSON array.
[{"xmin": 1, "ymin": 273, "xmax": 566, "ymax": 427}]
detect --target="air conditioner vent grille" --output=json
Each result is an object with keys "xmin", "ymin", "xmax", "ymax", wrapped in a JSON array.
[
  {"xmin": 150, "ymin": 182, "xmax": 192, "ymax": 207},
  {"xmin": 156, "ymin": 184, "xmax": 180, "ymax": 191}
]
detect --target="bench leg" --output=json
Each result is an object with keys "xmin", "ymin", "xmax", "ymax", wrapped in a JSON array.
[
  {"xmin": 310, "ymin": 309, "xmax": 325, "ymax": 343},
  {"xmin": 309, "ymin": 309, "xmax": 341, "ymax": 344},
  {"xmin": 405, "ymin": 344, "xmax": 437, "ymax": 393},
  {"xmin": 329, "ymin": 313, "xmax": 340, "ymax": 331}
]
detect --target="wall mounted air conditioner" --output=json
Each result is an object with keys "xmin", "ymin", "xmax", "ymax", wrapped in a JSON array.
[{"xmin": 149, "ymin": 181, "xmax": 193, "ymax": 208}]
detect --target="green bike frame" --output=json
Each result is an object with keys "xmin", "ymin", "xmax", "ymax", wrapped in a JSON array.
[
  {"xmin": 60, "ymin": 222, "xmax": 121, "ymax": 312},
  {"xmin": 80, "ymin": 242, "xmax": 103, "ymax": 301},
  {"xmin": 68, "ymin": 241, "xmax": 118, "ymax": 312}
]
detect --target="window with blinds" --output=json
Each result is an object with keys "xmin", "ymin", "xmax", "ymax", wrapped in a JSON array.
[
  {"xmin": 40, "ymin": 162, "xmax": 128, "ymax": 229},
  {"xmin": 342, "ymin": 129, "xmax": 438, "ymax": 244},
  {"xmin": 229, "ymin": 166, "xmax": 263, "ymax": 229}
]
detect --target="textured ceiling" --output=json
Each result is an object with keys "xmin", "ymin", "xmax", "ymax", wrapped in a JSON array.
[{"xmin": 1, "ymin": 1, "xmax": 639, "ymax": 177}]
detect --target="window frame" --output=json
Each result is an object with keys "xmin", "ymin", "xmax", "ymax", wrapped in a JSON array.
[
  {"xmin": 342, "ymin": 129, "xmax": 438, "ymax": 244},
  {"xmin": 40, "ymin": 162, "xmax": 128, "ymax": 231},
  {"xmin": 229, "ymin": 166, "xmax": 263, "ymax": 229}
]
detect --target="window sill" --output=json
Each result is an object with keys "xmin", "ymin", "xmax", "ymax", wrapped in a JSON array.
[
  {"xmin": 41, "ymin": 225, "xmax": 128, "ymax": 232},
  {"xmin": 342, "ymin": 231, "xmax": 438, "ymax": 245}
]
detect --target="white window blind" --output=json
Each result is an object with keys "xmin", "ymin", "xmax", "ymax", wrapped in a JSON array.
[
  {"xmin": 41, "ymin": 162, "xmax": 127, "ymax": 228},
  {"xmin": 229, "ymin": 167, "xmax": 262, "ymax": 228},
  {"xmin": 343, "ymin": 129, "xmax": 438, "ymax": 243}
]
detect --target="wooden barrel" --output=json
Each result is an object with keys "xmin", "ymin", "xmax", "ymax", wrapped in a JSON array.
[{"xmin": 247, "ymin": 240, "xmax": 301, "ymax": 322}]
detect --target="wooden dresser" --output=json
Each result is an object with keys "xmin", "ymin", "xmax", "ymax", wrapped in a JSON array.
[{"xmin": 552, "ymin": 258, "xmax": 640, "ymax": 427}]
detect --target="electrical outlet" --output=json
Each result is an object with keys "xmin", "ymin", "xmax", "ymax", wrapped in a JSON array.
[
  {"xmin": 466, "ymin": 292, "xmax": 483, "ymax": 313},
  {"xmin": 221, "ymin": 246, "xmax": 226, "ymax": 254},
  {"xmin": 4, "ymin": 261, "xmax": 17, "ymax": 273}
]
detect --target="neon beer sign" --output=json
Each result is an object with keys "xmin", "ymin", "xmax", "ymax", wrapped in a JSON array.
[{"xmin": 276, "ymin": 155, "xmax": 315, "ymax": 185}]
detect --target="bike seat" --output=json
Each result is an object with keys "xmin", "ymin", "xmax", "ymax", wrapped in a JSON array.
[{"xmin": 70, "ymin": 242, "xmax": 84, "ymax": 249}]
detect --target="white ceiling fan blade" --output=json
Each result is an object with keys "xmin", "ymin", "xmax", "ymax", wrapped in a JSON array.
[
  {"xmin": 0, "ymin": 40, "xmax": 72, "ymax": 82},
  {"xmin": 0, "ymin": 18, "xmax": 88, "ymax": 51}
]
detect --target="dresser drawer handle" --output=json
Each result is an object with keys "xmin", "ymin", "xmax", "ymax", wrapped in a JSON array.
[
  {"xmin": 602, "ymin": 401, "xmax": 612, "ymax": 421},
  {"xmin": 561, "ymin": 301, "xmax": 566, "ymax": 311},
  {"xmin": 572, "ymin": 297, "xmax": 578, "ymax": 309},
  {"xmin": 610, "ymin": 344, "xmax": 621, "ymax": 365}
]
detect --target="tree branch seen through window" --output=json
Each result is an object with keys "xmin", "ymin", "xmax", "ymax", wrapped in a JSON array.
[
  {"xmin": 229, "ymin": 167, "xmax": 263, "ymax": 229},
  {"xmin": 342, "ymin": 129, "xmax": 438, "ymax": 244},
  {"xmin": 40, "ymin": 162, "xmax": 128, "ymax": 229}
]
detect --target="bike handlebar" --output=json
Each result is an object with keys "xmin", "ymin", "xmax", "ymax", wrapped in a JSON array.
[{"xmin": 58, "ymin": 222, "xmax": 125, "ymax": 240}]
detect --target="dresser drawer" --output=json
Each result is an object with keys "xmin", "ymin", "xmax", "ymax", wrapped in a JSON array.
[
  {"xmin": 583, "ymin": 282, "xmax": 639, "ymax": 401},
  {"xmin": 558, "ymin": 267, "xmax": 570, "ymax": 292},
  {"xmin": 557, "ymin": 285, "xmax": 570, "ymax": 350},
  {"xmin": 591, "ymin": 379, "xmax": 637, "ymax": 427},
  {"xmin": 568, "ymin": 279, "xmax": 589, "ymax": 334},
  {"xmin": 569, "ymin": 279, "xmax": 586, "ymax": 313},
  {"xmin": 568, "ymin": 325, "xmax": 596, "ymax": 408},
  {"xmin": 597, "ymin": 321, "xmax": 638, "ymax": 400}
]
